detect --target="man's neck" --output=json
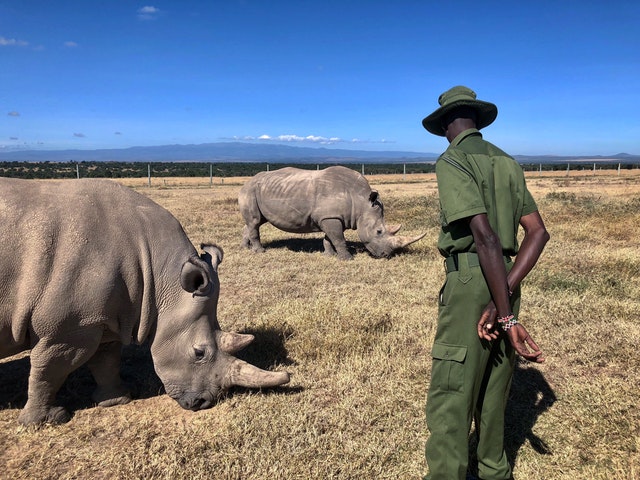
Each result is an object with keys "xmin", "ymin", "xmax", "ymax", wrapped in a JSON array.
[{"xmin": 446, "ymin": 119, "xmax": 477, "ymax": 143}]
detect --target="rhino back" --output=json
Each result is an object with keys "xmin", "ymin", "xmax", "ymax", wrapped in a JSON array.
[
  {"xmin": 242, "ymin": 166, "xmax": 371, "ymax": 232},
  {"xmin": 0, "ymin": 178, "xmax": 193, "ymax": 357}
]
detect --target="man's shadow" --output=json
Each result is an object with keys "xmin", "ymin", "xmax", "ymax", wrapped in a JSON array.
[
  {"xmin": 468, "ymin": 360, "xmax": 556, "ymax": 474},
  {"xmin": 504, "ymin": 362, "xmax": 556, "ymax": 460},
  {"xmin": 0, "ymin": 326, "xmax": 296, "ymax": 419}
]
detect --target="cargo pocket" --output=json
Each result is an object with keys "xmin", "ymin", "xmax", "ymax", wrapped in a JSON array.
[
  {"xmin": 438, "ymin": 281, "xmax": 448, "ymax": 306},
  {"xmin": 430, "ymin": 342, "xmax": 467, "ymax": 393}
]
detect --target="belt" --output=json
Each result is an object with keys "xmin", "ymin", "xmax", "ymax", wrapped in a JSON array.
[{"xmin": 444, "ymin": 252, "xmax": 511, "ymax": 273}]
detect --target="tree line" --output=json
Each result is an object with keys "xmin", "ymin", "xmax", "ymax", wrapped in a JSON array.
[{"xmin": 0, "ymin": 161, "xmax": 636, "ymax": 180}]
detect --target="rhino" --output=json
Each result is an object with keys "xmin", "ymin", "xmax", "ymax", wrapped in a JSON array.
[
  {"xmin": 238, "ymin": 166, "xmax": 425, "ymax": 260},
  {"xmin": 0, "ymin": 178, "xmax": 289, "ymax": 425}
]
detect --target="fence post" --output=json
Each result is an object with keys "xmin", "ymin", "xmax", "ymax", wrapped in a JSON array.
[
  {"xmin": 76, "ymin": 163, "xmax": 80, "ymax": 179},
  {"xmin": 148, "ymin": 164, "xmax": 151, "ymax": 187},
  {"xmin": 209, "ymin": 164, "xmax": 213, "ymax": 187}
]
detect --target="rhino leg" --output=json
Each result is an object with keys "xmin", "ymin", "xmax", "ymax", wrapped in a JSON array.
[
  {"xmin": 320, "ymin": 218, "xmax": 353, "ymax": 260},
  {"xmin": 241, "ymin": 224, "xmax": 265, "ymax": 253},
  {"xmin": 18, "ymin": 327, "xmax": 104, "ymax": 425},
  {"xmin": 19, "ymin": 354, "xmax": 79, "ymax": 423},
  {"xmin": 322, "ymin": 236, "xmax": 337, "ymax": 256},
  {"xmin": 87, "ymin": 341, "xmax": 131, "ymax": 407}
]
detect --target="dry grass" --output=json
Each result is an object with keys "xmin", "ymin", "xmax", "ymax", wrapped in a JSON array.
[{"xmin": 1, "ymin": 170, "xmax": 640, "ymax": 479}]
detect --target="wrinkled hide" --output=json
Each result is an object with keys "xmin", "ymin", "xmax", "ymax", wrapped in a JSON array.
[
  {"xmin": 238, "ymin": 166, "xmax": 425, "ymax": 260},
  {"xmin": 0, "ymin": 178, "xmax": 289, "ymax": 425}
]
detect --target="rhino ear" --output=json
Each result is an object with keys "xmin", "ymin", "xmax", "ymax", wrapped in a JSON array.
[
  {"xmin": 369, "ymin": 190, "xmax": 379, "ymax": 204},
  {"xmin": 200, "ymin": 243, "xmax": 223, "ymax": 272},
  {"xmin": 180, "ymin": 256, "xmax": 213, "ymax": 296}
]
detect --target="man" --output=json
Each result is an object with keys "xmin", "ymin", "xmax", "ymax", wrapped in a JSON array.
[{"xmin": 421, "ymin": 86, "xmax": 550, "ymax": 480}]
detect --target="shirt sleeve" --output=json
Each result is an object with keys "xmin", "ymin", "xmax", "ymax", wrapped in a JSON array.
[
  {"xmin": 436, "ymin": 155, "xmax": 487, "ymax": 225},
  {"xmin": 521, "ymin": 182, "xmax": 538, "ymax": 217}
]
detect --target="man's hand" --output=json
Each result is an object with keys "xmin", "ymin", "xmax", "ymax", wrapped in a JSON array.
[
  {"xmin": 507, "ymin": 323, "xmax": 545, "ymax": 363},
  {"xmin": 477, "ymin": 302, "xmax": 500, "ymax": 341},
  {"xmin": 478, "ymin": 307, "xmax": 545, "ymax": 363}
]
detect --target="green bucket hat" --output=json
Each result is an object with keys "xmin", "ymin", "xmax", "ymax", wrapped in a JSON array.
[{"xmin": 422, "ymin": 86, "xmax": 498, "ymax": 136}]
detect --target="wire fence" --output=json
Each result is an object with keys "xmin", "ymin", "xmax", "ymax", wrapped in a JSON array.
[{"xmin": 1, "ymin": 160, "xmax": 638, "ymax": 183}]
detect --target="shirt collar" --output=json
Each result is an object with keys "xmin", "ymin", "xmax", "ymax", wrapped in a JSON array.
[{"xmin": 450, "ymin": 128, "xmax": 482, "ymax": 147}]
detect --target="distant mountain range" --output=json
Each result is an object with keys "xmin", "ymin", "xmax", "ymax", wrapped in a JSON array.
[{"xmin": 0, "ymin": 142, "xmax": 638, "ymax": 164}]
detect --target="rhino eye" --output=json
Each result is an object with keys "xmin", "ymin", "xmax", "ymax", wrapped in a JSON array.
[
  {"xmin": 194, "ymin": 347, "xmax": 206, "ymax": 360},
  {"xmin": 376, "ymin": 229, "xmax": 383, "ymax": 235}
]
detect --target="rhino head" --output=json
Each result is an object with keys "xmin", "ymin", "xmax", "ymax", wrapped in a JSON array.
[
  {"xmin": 151, "ymin": 244, "xmax": 289, "ymax": 411},
  {"xmin": 356, "ymin": 191, "xmax": 426, "ymax": 258}
]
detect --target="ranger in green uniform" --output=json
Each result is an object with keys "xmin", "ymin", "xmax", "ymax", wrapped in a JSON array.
[{"xmin": 421, "ymin": 86, "xmax": 550, "ymax": 480}]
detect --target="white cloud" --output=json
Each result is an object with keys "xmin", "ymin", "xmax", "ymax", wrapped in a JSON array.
[
  {"xmin": 73, "ymin": 133, "xmax": 86, "ymax": 138},
  {"xmin": 223, "ymin": 134, "xmax": 395, "ymax": 146},
  {"xmin": 0, "ymin": 36, "xmax": 28, "ymax": 47},
  {"xmin": 259, "ymin": 134, "xmax": 343, "ymax": 145},
  {"xmin": 7, "ymin": 111, "xmax": 20, "ymax": 117},
  {"xmin": 138, "ymin": 6, "xmax": 160, "ymax": 20},
  {"xmin": 64, "ymin": 41, "xmax": 78, "ymax": 48}
]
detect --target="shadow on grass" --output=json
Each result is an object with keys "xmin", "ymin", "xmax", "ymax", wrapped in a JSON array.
[
  {"xmin": 0, "ymin": 344, "xmax": 164, "ymax": 416},
  {"xmin": 504, "ymin": 362, "xmax": 557, "ymax": 459},
  {"xmin": 230, "ymin": 324, "xmax": 303, "ymax": 397},
  {"xmin": 468, "ymin": 360, "xmax": 557, "ymax": 475},
  {"xmin": 263, "ymin": 237, "xmax": 419, "ymax": 259},
  {"xmin": 0, "ymin": 326, "xmax": 297, "ymax": 419},
  {"xmin": 263, "ymin": 237, "xmax": 364, "ymax": 256}
]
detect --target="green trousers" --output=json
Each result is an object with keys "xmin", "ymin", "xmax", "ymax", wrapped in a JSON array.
[{"xmin": 425, "ymin": 253, "xmax": 518, "ymax": 480}]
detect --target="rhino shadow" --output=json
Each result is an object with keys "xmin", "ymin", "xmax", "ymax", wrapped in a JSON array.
[
  {"xmin": 467, "ymin": 360, "xmax": 557, "ymax": 476},
  {"xmin": 0, "ymin": 344, "xmax": 163, "ymax": 415},
  {"xmin": 0, "ymin": 326, "xmax": 297, "ymax": 416},
  {"xmin": 263, "ymin": 237, "xmax": 368, "ymax": 257},
  {"xmin": 229, "ymin": 324, "xmax": 302, "ymax": 397}
]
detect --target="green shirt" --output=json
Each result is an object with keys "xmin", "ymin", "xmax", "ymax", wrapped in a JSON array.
[{"xmin": 435, "ymin": 128, "xmax": 538, "ymax": 257}]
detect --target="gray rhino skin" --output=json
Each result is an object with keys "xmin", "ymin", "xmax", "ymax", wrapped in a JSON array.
[
  {"xmin": 239, "ymin": 166, "xmax": 425, "ymax": 260},
  {"xmin": 0, "ymin": 178, "xmax": 289, "ymax": 425}
]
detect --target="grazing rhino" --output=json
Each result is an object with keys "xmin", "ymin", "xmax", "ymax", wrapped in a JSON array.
[
  {"xmin": 0, "ymin": 178, "xmax": 289, "ymax": 425},
  {"xmin": 238, "ymin": 166, "xmax": 425, "ymax": 260}
]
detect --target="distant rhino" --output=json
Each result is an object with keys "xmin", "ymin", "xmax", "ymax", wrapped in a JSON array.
[
  {"xmin": 0, "ymin": 178, "xmax": 289, "ymax": 425},
  {"xmin": 238, "ymin": 166, "xmax": 425, "ymax": 260}
]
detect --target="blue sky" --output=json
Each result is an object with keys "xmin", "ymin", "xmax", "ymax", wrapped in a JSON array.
[{"xmin": 1, "ymin": 1, "xmax": 638, "ymax": 156}]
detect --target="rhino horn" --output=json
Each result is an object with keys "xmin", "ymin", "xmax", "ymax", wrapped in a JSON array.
[
  {"xmin": 223, "ymin": 357, "xmax": 290, "ymax": 389},
  {"xmin": 217, "ymin": 332, "xmax": 255, "ymax": 354},
  {"xmin": 389, "ymin": 232, "xmax": 427, "ymax": 251},
  {"xmin": 387, "ymin": 223, "xmax": 402, "ymax": 235}
]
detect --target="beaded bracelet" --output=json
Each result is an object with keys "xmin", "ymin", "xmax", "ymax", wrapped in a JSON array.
[{"xmin": 497, "ymin": 314, "xmax": 518, "ymax": 332}]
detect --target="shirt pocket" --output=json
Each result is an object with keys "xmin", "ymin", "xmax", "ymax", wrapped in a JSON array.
[{"xmin": 430, "ymin": 342, "xmax": 467, "ymax": 394}]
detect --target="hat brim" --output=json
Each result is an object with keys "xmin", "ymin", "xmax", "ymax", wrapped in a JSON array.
[{"xmin": 422, "ymin": 99, "xmax": 498, "ymax": 136}]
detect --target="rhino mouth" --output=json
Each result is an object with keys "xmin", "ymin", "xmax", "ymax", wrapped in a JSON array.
[{"xmin": 175, "ymin": 390, "xmax": 222, "ymax": 411}]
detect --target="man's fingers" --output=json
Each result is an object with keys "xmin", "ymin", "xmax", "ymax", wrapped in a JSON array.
[
  {"xmin": 516, "ymin": 342, "xmax": 545, "ymax": 363},
  {"xmin": 524, "ymin": 335, "xmax": 541, "ymax": 352}
]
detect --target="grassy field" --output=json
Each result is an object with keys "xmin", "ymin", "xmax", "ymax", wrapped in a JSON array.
[{"xmin": 1, "ymin": 170, "xmax": 639, "ymax": 479}]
